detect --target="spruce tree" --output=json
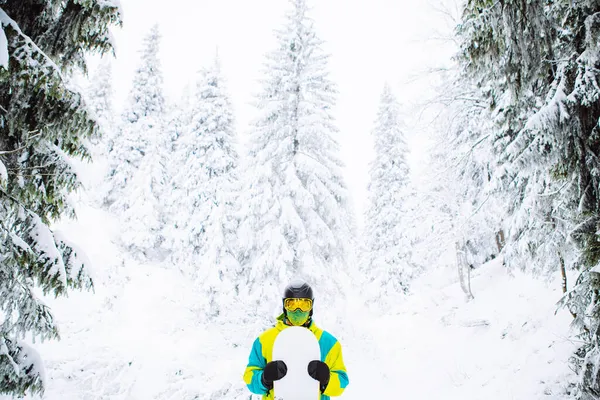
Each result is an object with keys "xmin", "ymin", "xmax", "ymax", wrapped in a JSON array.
[
  {"xmin": 85, "ymin": 58, "xmax": 114, "ymax": 148},
  {"xmin": 170, "ymin": 57, "xmax": 242, "ymax": 318},
  {"xmin": 84, "ymin": 59, "xmax": 115, "ymax": 206},
  {"xmin": 104, "ymin": 25, "xmax": 169, "ymax": 260},
  {"xmin": 119, "ymin": 125, "xmax": 170, "ymax": 260},
  {"xmin": 363, "ymin": 84, "xmax": 412, "ymax": 303},
  {"xmin": 121, "ymin": 24, "xmax": 164, "ymax": 126},
  {"xmin": 105, "ymin": 24, "xmax": 165, "ymax": 212},
  {"xmin": 457, "ymin": 1, "xmax": 600, "ymax": 395},
  {"xmin": 161, "ymin": 87, "xmax": 192, "ymax": 258},
  {"xmin": 238, "ymin": 0, "xmax": 355, "ymax": 313},
  {"xmin": 0, "ymin": 0, "xmax": 120, "ymax": 396},
  {"xmin": 457, "ymin": 0, "xmax": 566, "ymax": 275},
  {"xmin": 410, "ymin": 69, "xmax": 502, "ymax": 274}
]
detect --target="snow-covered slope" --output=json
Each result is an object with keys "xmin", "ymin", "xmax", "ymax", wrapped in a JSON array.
[
  {"xmin": 354, "ymin": 262, "xmax": 578, "ymax": 399},
  {"xmin": 3, "ymin": 198, "xmax": 577, "ymax": 400}
]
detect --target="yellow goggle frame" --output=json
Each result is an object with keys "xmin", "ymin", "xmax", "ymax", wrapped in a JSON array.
[{"xmin": 284, "ymin": 298, "xmax": 313, "ymax": 312}]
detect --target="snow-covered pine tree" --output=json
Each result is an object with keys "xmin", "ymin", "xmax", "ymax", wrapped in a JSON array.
[
  {"xmin": 119, "ymin": 126, "xmax": 170, "ymax": 260},
  {"xmin": 169, "ymin": 56, "xmax": 241, "ymax": 319},
  {"xmin": 121, "ymin": 24, "xmax": 165, "ymax": 126},
  {"xmin": 362, "ymin": 84, "xmax": 413, "ymax": 304},
  {"xmin": 167, "ymin": 83, "xmax": 209, "ymax": 267},
  {"xmin": 104, "ymin": 24, "xmax": 165, "ymax": 212},
  {"xmin": 86, "ymin": 58, "xmax": 114, "ymax": 149},
  {"xmin": 105, "ymin": 25, "xmax": 169, "ymax": 260},
  {"xmin": 457, "ymin": 0, "xmax": 565, "ymax": 276},
  {"xmin": 0, "ymin": 0, "xmax": 120, "ymax": 396},
  {"xmin": 238, "ymin": 0, "xmax": 355, "ymax": 315},
  {"xmin": 165, "ymin": 82, "xmax": 193, "ymax": 152},
  {"xmin": 84, "ymin": 59, "xmax": 115, "ymax": 207},
  {"xmin": 408, "ymin": 67, "xmax": 502, "ymax": 276},
  {"xmin": 161, "ymin": 85, "xmax": 192, "ymax": 256},
  {"xmin": 457, "ymin": 1, "xmax": 600, "ymax": 394}
]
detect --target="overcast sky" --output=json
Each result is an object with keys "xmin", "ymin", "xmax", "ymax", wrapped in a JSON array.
[{"xmin": 101, "ymin": 0, "xmax": 459, "ymax": 221}]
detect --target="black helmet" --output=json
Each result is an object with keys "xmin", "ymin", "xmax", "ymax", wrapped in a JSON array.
[{"xmin": 283, "ymin": 279, "xmax": 314, "ymax": 300}]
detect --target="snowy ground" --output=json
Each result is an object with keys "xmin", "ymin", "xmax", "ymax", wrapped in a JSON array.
[{"xmin": 3, "ymin": 193, "xmax": 578, "ymax": 399}]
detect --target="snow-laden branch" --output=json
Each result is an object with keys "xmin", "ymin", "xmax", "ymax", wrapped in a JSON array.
[
  {"xmin": 0, "ymin": 7, "xmax": 65, "ymax": 79},
  {"xmin": 0, "ymin": 159, "xmax": 6, "ymax": 188},
  {"xmin": 0, "ymin": 131, "xmax": 43, "ymax": 155},
  {"xmin": 0, "ymin": 18, "xmax": 7, "ymax": 69}
]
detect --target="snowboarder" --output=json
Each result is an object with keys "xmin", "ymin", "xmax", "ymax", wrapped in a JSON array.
[{"xmin": 243, "ymin": 279, "xmax": 349, "ymax": 399}]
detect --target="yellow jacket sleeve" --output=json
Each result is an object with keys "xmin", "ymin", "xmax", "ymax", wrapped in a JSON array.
[{"xmin": 323, "ymin": 341, "xmax": 349, "ymax": 397}]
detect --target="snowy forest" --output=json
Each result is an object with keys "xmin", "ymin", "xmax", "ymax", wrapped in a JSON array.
[{"xmin": 2, "ymin": 0, "xmax": 600, "ymax": 399}]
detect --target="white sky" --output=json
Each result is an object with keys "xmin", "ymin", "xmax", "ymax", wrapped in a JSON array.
[{"xmin": 103, "ymin": 0, "xmax": 459, "ymax": 222}]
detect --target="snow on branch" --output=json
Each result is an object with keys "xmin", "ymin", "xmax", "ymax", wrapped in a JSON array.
[
  {"xmin": 0, "ymin": 8, "xmax": 64, "ymax": 80},
  {"xmin": 28, "ymin": 214, "xmax": 67, "ymax": 289},
  {"xmin": 523, "ymin": 79, "xmax": 570, "ymax": 133},
  {"xmin": 0, "ymin": 337, "xmax": 46, "ymax": 394},
  {"xmin": 0, "ymin": 20, "xmax": 7, "ymax": 69},
  {"xmin": 9, "ymin": 231, "xmax": 31, "ymax": 253},
  {"xmin": 0, "ymin": 158, "xmax": 6, "ymax": 188},
  {"xmin": 53, "ymin": 230, "xmax": 94, "ymax": 289}
]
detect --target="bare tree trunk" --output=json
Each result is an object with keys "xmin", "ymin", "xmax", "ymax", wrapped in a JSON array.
[
  {"xmin": 466, "ymin": 259, "xmax": 473, "ymax": 299},
  {"xmin": 495, "ymin": 229, "xmax": 505, "ymax": 252},
  {"xmin": 560, "ymin": 253, "xmax": 568, "ymax": 294},
  {"xmin": 456, "ymin": 241, "xmax": 475, "ymax": 300},
  {"xmin": 559, "ymin": 252, "xmax": 577, "ymax": 319}
]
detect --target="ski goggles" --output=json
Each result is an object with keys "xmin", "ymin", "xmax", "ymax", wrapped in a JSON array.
[{"xmin": 283, "ymin": 298, "xmax": 313, "ymax": 312}]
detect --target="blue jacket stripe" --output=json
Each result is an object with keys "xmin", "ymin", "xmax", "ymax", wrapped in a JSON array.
[
  {"xmin": 249, "ymin": 370, "xmax": 266, "ymax": 395},
  {"xmin": 247, "ymin": 338, "xmax": 268, "ymax": 395},
  {"xmin": 318, "ymin": 331, "xmax": 337, "ymax": 362},
  {"xmin": 336, "ymin": 369, "xmax": 349, "ymax": 389}
]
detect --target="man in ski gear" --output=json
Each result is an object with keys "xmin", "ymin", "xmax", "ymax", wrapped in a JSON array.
[{"xmin": 243, "ymin": 280, "xmax": 349, "ymax": 399}]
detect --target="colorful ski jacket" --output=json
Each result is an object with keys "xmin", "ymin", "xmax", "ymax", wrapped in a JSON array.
[{"xmin": 243, "ymin": 314, "xmax": 349, "ymax": 399}]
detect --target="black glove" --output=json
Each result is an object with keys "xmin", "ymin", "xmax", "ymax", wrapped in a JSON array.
[
  {"xmin": 261, "ymin": 360, "xmax": 287, "ymax": 390},
  {"xmin": 308, "ymin": 360, "xmax": 330, "ymax": 392}
]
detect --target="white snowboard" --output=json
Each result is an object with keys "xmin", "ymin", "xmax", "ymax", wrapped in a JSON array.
[{"xmin": 272, "ymin": 326, "xmax": 321, "ymax": 400}]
